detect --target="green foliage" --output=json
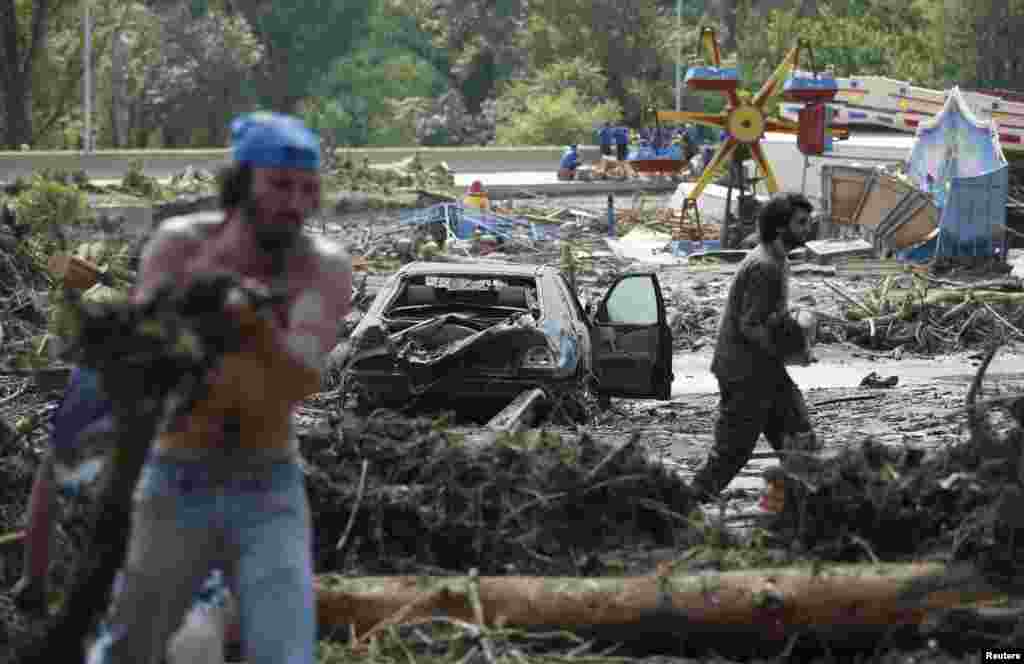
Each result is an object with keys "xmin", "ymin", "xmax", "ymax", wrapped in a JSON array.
[
  {"xmin": 235, "ymin": 0, "xmax": 377, "ymax": 111},
  {"xmin": 303, "ymin": 4, "xmax": 447, "ymax": 146},
  {"xmin": 940, "ymin": 0, "xmax": 1024, "ymax": 89},
  {"xmin": 13, "ymin": 175, "xmax": 91, "ymax": 255},
  {"xmin": 522, "ymin": 0, "xmax": 667, "ymax": 122},
  {"xmin": 735, "ymin": 3, "xmax": 948, "ymax": 90},
  {"xmin": 496, "ymin": 58, "xmax": 623, "ymax": 145},
  {"xmin": 504, "ymin": 57, "xmax": 610, "ymax": 104},
  {"xmin": 11, "ymin": 0, "xmax": 1023, "ymax": 149},
  {"xmin": 120, "ymin": 160, "xmax": 165, "ymax": 200},
  {"xmin": 495, "ymin": 87, "xmax": 621, "ymax": 146}
]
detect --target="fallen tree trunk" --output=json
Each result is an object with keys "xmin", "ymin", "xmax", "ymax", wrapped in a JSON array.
[{"xmin": 315, "ymin": 562, "xmax": 1004, "ymax": 642}]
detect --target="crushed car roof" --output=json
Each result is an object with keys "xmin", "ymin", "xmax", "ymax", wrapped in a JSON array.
[{"xmin": 396, "ymin": 262, "xmax": 548, "ymax": 278}]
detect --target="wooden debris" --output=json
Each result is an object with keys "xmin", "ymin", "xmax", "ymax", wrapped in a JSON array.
[
  {"xmin": 804, "ymin": 239, "xmax": 875, "ymax": 264},
  {"xmin": 314, "ymin": 563, "xmax": 1003, "ymax": 640},
  {"xmin": 590, "ymin": 159, "xmax": 637, "ymax": 180},
  {"xmin": 486, "ymin": 388, "xmax": 548, "ymax": 433}
]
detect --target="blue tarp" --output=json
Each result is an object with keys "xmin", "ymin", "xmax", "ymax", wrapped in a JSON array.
[
  {"xmin": 671, "ymin": 240, "xmax": 721, "ymax": 257},
  {"xmin": 627, "ymin": 144, "xmax": 684, "ymax": 161},
  {"xmin": 905, "ymin": 86, "xmax": 1009, "ymax": 258},
  {"xmin": 400, "ymin": 203, "xmax": 532, "ymax": 241},
  {"xmin": 896, "ymin": 235, "xmax": 938, "ymax": 263},
  {"xmin": 934, "ymin": 166, "xmax": 1008, "ymax": 257}
]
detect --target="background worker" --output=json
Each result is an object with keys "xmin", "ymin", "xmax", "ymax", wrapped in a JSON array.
[
  {"xmin": 690, "ymin": 193, "xmax": 819, "ymax": 502},
  {"xmin": 558, "ymin": 144, "xmax": 581, "ymax": 180},
  {"xmin": 93, "ymin": 112, "xmax": 352, "ymax": 664},
  {"xmin": 597, "ymin": 122, "xmax": 613, "ymax": 157},
  {"xmin": 614, "ymin": 125, "xmax": 629, "ymax": 161}
]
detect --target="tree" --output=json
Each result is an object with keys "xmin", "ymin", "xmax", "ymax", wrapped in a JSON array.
[
  {"xmin": 495, "ymin": 86, "xmax": 621, "ymax": 145},
  {"xmin": 523, "ymin": 0, "xmax": 667, "ymax": 124},
  {"xmin": 436, "ymin": 0, "xmax": 527, "ymax": 114},
  {"xmin": 221, "ymin": 0, "xmax": 376, "ymax": 113},
  {"xmin": 948, "ymin": 0, "xmax": 1024, "ymax": 90},
  {"xmin": 0, "ymin": 0, "xmax": 143, "ymax": 149},
  {"xmin": 733, "ymin": 2, "xmax": 945, "ymax": 91},
  {"xmin": 147, "ymin": 0, "xmax": 374, "ymax": 114},
  {"xmin": 0, "ymin": 0, "xmax": 62, "ymax": 147},
  {"xmin": 301, "ymin": 2, "xmax": 447, "ymax": 146}
]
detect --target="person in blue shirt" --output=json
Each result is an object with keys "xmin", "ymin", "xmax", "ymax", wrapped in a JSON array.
[
  {"xmin": 597, "ymin": 122, "xmax": 613, "ymax": 157},
  {"xmin": 614, "ymin": 126, "xmax": 628, "ymax": 161},
  {"xmin": 558, "ymin": 144, "xmax": 581, "ymax": 180}
]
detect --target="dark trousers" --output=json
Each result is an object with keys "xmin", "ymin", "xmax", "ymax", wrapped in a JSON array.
[
  {"xmin": 600, "ymin": 144, "xmax": 612, "ymax": 156},
  {"xmin": 692, "ymin": 372, "xmax": 816, "ymax": 498},
  {"xmin": 615, "ymin": 144, "xmax": 627, "ymax": 161}
]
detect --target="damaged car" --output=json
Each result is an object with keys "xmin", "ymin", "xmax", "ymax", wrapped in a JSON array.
[{"xmin": 333, "ymin": 262, "xmax": 673, "ymax": 418}]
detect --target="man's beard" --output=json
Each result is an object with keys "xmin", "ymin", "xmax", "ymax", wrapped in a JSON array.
[
  {"xmin": 780, "ymin": 227, "xmax": 806, "ymax": 251},
  {"xmin": 244, "ymin": 201, "xmax": 303, "ymax": 258}
]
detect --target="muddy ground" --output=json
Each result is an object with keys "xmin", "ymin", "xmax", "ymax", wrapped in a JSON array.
[{"xmin": 3, "ymin": 189, "xmax": 1024, "ymax": 662}]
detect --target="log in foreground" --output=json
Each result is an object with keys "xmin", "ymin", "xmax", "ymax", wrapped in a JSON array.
[{"xmin": 316, "ymin": 563, "xmax": 1005, "ymax": 643}]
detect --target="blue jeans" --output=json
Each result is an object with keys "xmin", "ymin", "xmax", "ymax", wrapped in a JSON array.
[{"xmin": 91, "ymin": 454, "xmax": 314, "ymax": 664}]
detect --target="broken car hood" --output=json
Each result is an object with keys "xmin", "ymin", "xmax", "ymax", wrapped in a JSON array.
[{"xmin": 349, "ymin": 312, "xmax": 577, "ymax": 373}]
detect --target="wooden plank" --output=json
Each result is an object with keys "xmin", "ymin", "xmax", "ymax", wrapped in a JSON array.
[
  {"xmin": 890, "ymin": 201, "xmax": 940, "ymax": 250},
  {"xmin": 876, "ymin": 192, "xmax": 939, "ymax": 250},
  {"xmin": 805, "ymin": 239, "xmax": 876, "ymax": 263},
  {"xmin": 854, "ymin": 173, "xmax": 914, "ymax": 229},
  {"xmin": 486, "ymin": 388, "xmax": 549, "ymax": 433},
  {"xmin": 823, "ymin": 165, "xmax": 873, "ymax": 225}
]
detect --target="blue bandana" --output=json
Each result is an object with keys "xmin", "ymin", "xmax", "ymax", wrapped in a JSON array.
[{"xmin": 230, "ymin": 112, "xmax": 320, "ymax": 170}]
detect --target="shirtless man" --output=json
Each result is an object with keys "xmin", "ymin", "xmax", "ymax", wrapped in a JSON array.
[{"xmin": 92, "ymin": 112, "xmax": 351, "ymax": 664}]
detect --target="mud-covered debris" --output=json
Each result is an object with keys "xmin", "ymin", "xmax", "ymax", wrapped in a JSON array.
[
  {"xmin": 667, "ymin": 294, "xmax": 719, "ymax": 351},
  {"xmin": 328, "ymin": 154, "xmax": 455, "ymax": 193},
  {"xmin": 822, "ymin": 273, "xmax": 1024, "ymax": 354},
  {"xmin": 770, "ymin": 348, "xmax": 1024, "ymax": 573},
  {"xmin": 299, "ymin": 410, "xmax": 695, "ymax": 576},
  {"xmin": 860, "ymin": 372, "xmax": 899, "ymax": 388}
]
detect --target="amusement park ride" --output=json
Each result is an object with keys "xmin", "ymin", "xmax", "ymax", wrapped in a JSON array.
[{"xmin": 656, "ymin": 27, "xmax": 849, "ymax": 248}]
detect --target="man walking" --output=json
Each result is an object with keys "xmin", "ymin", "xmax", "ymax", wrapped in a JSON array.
[
  {"xmin": 690, "ymin": 193, "xmax": 819, "ymax": 502},
  {"xmin": 93, "ymin": 112, "xmax": 352, "ymax": 663}
]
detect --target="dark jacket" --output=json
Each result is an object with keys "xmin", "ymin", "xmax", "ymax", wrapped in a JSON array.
[{"xmin": 710, "ymin": 244, "xmax": 806, "ymax": 381}]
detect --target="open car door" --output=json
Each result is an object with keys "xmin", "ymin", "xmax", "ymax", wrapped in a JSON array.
[{"xmin": 592, "ymin": 273, "xmax": 673, "ymax": 399}]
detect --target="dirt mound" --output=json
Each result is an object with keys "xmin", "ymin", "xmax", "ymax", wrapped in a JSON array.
[{"xmin": 299, "ymin": 408, "xmax": 695, "ymax": 576}]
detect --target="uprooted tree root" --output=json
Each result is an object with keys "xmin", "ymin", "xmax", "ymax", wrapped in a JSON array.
[
  {"xmin": 300, "ymin": 409, "xmax": 697, "ymax": 576},
  {"xmin": 820, "ymin": 275, "xmax": 1024, "ymax": 354},
  {"xmin": 770, "ymin": 342, "xmax": 1024, "ymax": 575}
]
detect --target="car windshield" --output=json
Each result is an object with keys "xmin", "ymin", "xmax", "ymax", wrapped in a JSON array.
[{"xmin": 386, "ymin": 275, "xmax": 538, "ymax": 315}]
